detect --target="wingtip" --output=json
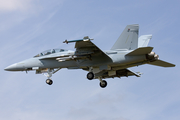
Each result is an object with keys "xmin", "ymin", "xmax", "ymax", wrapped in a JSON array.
[{"xmin": 63, "ymin": 39, "xmax": 68, "ymax": 44}]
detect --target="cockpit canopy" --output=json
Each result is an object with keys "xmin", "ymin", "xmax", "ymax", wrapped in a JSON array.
[{"xmin": 34, "ymin": 48, "xmax": 67, "ymax": 57}]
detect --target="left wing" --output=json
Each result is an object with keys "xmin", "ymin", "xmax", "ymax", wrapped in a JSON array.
[{"xmin": 63, "ymin": 36, "xmax": 112, "ymax": 62}]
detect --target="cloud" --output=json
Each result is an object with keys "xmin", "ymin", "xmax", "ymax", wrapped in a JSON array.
[{"xmin": 0, "ymin": 0, "xmax": 33, "ymax": 12}]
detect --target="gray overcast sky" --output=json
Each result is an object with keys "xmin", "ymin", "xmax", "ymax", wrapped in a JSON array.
[{"xmin": 0, "ymin": 0, "xmax": 179, "ymax": 120}]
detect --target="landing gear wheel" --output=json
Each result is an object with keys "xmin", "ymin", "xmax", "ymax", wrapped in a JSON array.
[
  {"xmin": 87, "ymin": 72, "xmax": 94, "ymax": 80},
  {"xmin": 46, "ymin": 79, "xmax": 53, "ymax": 85},
  {"xmin": 100, "ymin": 80, "xmax": 107, "ymax": 88}
]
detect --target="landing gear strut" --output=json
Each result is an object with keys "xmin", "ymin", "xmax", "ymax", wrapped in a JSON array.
[
  {"xmin": 87, "ymin": 72, "xmax": 107, "ymax": 88},
  {"xmin": 42, "ymin": 68, "xmax": 61, "ymax": 85},
  {"xmin": 98, "ymin": 77, "xmax": 107, "ymax": 88}
]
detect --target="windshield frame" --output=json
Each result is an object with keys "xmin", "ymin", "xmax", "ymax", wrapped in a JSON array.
[{"xmin": 34, "ymin": 48, "xmax": 67, "ymax": 57}]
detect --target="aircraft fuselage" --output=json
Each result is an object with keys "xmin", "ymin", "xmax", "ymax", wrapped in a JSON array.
[
  {"xmin": 5, "ymin": 50, "xmax": 147, "ymax": 72},
  {"xmin": 4, "ymin": 25, "xmax": 175, "ymax": 88}
]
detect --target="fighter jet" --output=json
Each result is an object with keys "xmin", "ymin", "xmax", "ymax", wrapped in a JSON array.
[{"xmin": 4, "ymin": 24, "xmax": 175, "ymax": 88}]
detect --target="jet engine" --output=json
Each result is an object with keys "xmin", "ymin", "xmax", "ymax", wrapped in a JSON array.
[{"xmin": 146, "ymin": 52, "xmax": 159, "ymax": 61}]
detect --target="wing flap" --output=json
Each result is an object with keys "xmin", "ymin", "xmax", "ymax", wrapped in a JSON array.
[{"xmin": 148, "ymin": 60, "xmax": 175, "ymax": 67}]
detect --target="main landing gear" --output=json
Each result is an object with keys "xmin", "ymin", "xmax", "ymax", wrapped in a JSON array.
[
  {"xmin": 87, "ymin": 72, "xmax": 107, "ymax": 88},
  {"xmin": 87, "ymin": 72, "xmax": 94, "ymax": 80},
  {"xmin": 98, "ymin": 77, "xmax": 107, "ymax": 88}
]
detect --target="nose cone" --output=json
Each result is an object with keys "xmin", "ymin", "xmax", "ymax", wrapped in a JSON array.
[{"xmin": 4, "ymin": 64, "xmax": 18, "ymax": 71}]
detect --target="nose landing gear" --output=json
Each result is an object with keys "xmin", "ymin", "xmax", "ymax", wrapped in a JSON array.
[{"xmin": 41, "ymin": 68, "xmax": 61, "ymax": 85}]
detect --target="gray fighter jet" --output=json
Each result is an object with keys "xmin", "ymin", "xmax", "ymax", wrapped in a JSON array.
[{"xmin": 4, "ymin": 24, "xmax": 175, "ymax": 88}]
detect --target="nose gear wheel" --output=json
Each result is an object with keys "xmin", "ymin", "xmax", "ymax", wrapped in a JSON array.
[{"xmin": 46, "ymin": 79, "xmax": 53, "ymax": 85}]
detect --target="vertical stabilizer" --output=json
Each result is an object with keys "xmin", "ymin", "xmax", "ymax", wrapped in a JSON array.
[
  {"xmin": 111, "ymin": 24, "xmax": 139, "ymax": 50},
  {"xmin": 138, "ymin": 35, "xmax": 152, "ymax": 48}
]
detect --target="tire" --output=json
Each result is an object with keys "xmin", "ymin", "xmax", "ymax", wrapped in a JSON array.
[
  {"xmin": 46, "ymin": 79, "xmax": 53, "ymax": 85},
  {"xmin": 87, "ymin": 72, "xmax": 94, "ymax": 80},
  {"xmin": 99, "ymin": 80, "xmax": 107, "ymax": 88}
]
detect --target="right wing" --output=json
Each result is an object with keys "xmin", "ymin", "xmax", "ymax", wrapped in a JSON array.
[{"xmin": 94, "ymin": 68, "xmax": 142, "ymax": 79}]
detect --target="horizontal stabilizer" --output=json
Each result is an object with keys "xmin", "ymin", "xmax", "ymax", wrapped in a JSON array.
[
  {"xmin": 148, "ymin": 60, "xmax": 175, "ymax": 67},
  {"xmin": 126, "ymin": 47, "xmax": 153, "ymax": 56}
]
